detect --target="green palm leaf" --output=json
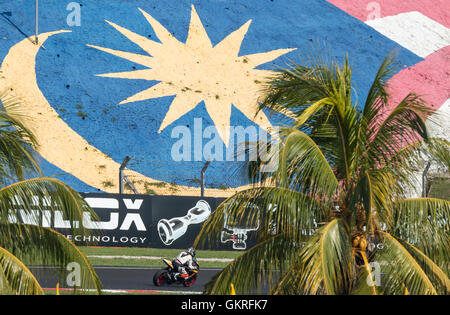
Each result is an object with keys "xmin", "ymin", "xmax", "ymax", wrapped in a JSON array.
[
  {"xmin": 0, "ymin": 246, "xmax": 43, "ymax": 295},
  {"xmin": 0, "ymin": 177, "xmax": 102, "ymax": 294},
  {"xmin": 277, "ymin": 128, "xmax": 339, "ymax": 198},
  {"xmin": 0, "ymin": 91, "xmax": 41, "ymax": 183},
  {"xmin": 375, "ymin": 232, "xmax": 438, "ymax": 295},
  {"xmin": 204, "ymin": 234, "xmax": 298, "ymax": 295},
  {"xmin": 195, "ymin": 186, "xmax": 325, "ymax": 249},
  {"xmin": 287, "ymin": 219, "xmax": 352, "ymax": 295},
  {"xmin": 2, "ymin": 224, "xmax": 102, "ymax": 294},
  {"xmin": 0, "ymin": 177, "xmax": 99, "ymax": 239},
  {"xmin": 399, "ymin": 241, "xmax": 449, "ymax": 294},
  {"xmin": 390, "ymin": 198, "xmax": 450, "ymax": 271},
  {"xmin": 360, "ymin": 51, "xmax": 398, "ymax": 123},
  {"xmin": 366, "ymin": 93, "xmax": 433, "ymax": 166}
]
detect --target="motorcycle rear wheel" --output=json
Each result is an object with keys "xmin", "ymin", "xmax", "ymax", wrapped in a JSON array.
[{"xmin": 153, "ymin": 269, "xmax": 169, "ymax": 286}]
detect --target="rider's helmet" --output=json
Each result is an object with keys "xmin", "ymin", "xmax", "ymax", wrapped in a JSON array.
[{"xmin": 187, "ymin": 247, "xmax": 196, "ymax": 257}]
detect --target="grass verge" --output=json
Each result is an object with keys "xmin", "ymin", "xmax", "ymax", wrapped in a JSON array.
[{"xmin": 80, "ymin": 246, "xmax": 241, "ymax": 269}]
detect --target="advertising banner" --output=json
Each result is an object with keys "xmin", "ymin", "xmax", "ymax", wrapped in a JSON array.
[
  {"xmin": 73, "ymin": 193, "xmax": 153, "ymax": 247},
  {"xmin": 10, "ymin": 192, "xmax": 260, "ymax": 250},
  {"xmin": 73, "ymin": 193, "xmax": 259, "ymax": 250}
]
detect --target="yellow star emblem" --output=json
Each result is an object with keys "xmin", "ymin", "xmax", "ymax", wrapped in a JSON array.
[{"xmin": 88, "ymin": 5, "xmax": 295, "ymax": 145}]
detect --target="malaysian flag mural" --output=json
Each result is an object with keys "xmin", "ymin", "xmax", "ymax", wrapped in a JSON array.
[{"xmin": 0, "ymin": 0, "xmax": 448, "ymax": 196}]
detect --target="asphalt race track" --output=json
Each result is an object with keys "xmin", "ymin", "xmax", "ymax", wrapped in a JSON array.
[{"xmin": 30, "ymin": 266, "xmax": 221, "ymax": 294}]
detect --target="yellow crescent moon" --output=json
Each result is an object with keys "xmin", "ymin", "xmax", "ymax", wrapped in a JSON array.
[{"xmin": 0, "ymin": 31, "xmax": 240, "ymax": 197}]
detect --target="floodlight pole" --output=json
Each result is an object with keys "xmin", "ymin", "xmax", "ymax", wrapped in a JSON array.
[
  {"xmin": 200, "ymin": 160, "xmax": 211, "ymax": 197},
  {"xmin": 35, "ymin": 0, "xmax": 39, "ymax": 45},
  {"xmin": 1, "ymin": 11, "xmax": 44, "ymax": 47},
  {"xmin": 119, "ymin": 156, "xmax": 131, "ymax": 194},
  {"xmin": 422, "ymin": 161, "xmax": 431, "ymax": 197}
]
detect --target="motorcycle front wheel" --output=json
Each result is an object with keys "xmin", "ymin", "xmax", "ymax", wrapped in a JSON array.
[{"xmin": 153, "ymin": 269, "xmax": 169, "ymax": 286}]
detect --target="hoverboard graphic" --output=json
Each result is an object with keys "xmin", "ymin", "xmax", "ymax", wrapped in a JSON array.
[{"xmin": 157, "ymin": 200, "xmax": 211, "ymax": 246}]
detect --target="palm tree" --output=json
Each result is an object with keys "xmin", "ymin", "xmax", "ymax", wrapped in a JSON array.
[
  {"xmin": 0, "ymin": 91, "xmax": 102, "ymax": 294},
  {"xmin": 195, "ymin": 51, "xmax": 450, "ymax": 295}
]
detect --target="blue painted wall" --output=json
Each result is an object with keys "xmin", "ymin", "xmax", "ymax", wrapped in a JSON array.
[{"xmin": 0, "ymin": 0, "xmax": 422, "ymax": 192}]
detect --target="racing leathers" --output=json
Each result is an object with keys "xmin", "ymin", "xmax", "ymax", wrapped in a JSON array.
[{"xmin": 172, "ymin": 251, "xmax": 196, "ymax": 280}]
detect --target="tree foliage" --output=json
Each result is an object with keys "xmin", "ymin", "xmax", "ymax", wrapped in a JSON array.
[{"xmin": 195, "ymin": 51, "xmax": 450, "ymax": 295}]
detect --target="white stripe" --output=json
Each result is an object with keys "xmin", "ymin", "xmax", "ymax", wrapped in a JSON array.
[
  {"xmin": 366, "ymin": 11, "xmax": 450, "ymax": 58},
  {"xmin": 426, "ymin": 99, "xmax": 450, "ymax": 141},
  {"xmin": 85, "ymin": 197, "xmax": 119, "ymax": 209},
  {"xmin": 31, "ymin": 266, "xmax": 224, "ymax": 271},
  {"xmin": 87, "ymin": 255, "xmax": 234, "ymax": 263},
  {"xmin": 44, "ymin": 287, "xmax": 203, "ymax": 294}
]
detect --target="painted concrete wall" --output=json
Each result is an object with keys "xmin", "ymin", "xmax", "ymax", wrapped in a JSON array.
[{"xmin": 0, "ymin": 0, "xmax": 447, "ymax": 196}]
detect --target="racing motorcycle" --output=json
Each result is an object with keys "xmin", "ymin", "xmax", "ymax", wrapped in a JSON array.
[{"xmin": 153, "ymin": 258, "xmax": 200, "ymax": 287}]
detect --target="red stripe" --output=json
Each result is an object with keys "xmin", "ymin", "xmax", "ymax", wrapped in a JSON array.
[
  {"xmin": 371, "ymin": 47, "xmax": 449, "ymax": 149},
  {"xmin": 43, "ymin": 287, "xmax": 162, "ymax": 294},
  {"xmin": 386, "ymin": 46, "xmax": 450, "ymax": 112},
  {"xmin": 327, "ymin": 0, "xmax": 450, "ymax": 115},
  {"xmin": 328, "ymin": 0, "xmax": 450, "ymax": 27}
]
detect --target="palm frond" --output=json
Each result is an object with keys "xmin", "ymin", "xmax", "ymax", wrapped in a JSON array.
[
  {"xmin": 351, "ymin": 250, "xmax": 379, "ymax": 295},
  {"xmin": 287, "ymin": 219, "xmax": 353, "ymax": 295},
  {"xmin": 0, "ymin": 91, "xmax": 41, "ymax": 183},
  {"xmin": 276, "ymin": 127, "xmax": 339, "ymax": 198},
  {"xmin": 259, "ymin": 47, "xmax": 351, "ymax": 121},
  {"xmin": 0, "ymin": 246, "xmax": 44, "ymax": 295},
  {"xmin": 361, "ymin": 51, "xmax": 399, "ymax": 123},
  {"xmin": 390, "ymin": 197, "xmax": 450, "ymax": 271},
  {"xmin": 366, "ymin": 93, "xmax": 433, "ymax": 167},
  {"xmin": 375, "ymin": 232, "xmax": 438, "ymax": 295},
  {"xmin": 350, "ymin": 170, "xmax": 404, "ymax": 231},
  {"xmin": 195, "ymin": 186, "xmax": 325, "ymax": 250},
  {"xmin": 204, "ymin": 233, "xmax": 298, "ymax": 294},
  {"xmin": 0, "ymin": 177, "xmax": 100, "ymax": 241},
  {"xmin": 1, "ymin": 224, "xmax": 102, "ymax": 294},
  {"xmin": 400, "ymin": 240, "xmax": 449, "ymax": 293}
]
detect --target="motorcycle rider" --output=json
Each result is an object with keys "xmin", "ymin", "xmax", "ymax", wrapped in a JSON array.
[{"xmin": 171, "ymin": 247, "xmax": 197, "ymax": 281}]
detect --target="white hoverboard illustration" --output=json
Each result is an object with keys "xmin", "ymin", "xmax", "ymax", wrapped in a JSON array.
[{"xmin": 157, "ymin": 200, "xmax": 211, "ymax": 245}]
